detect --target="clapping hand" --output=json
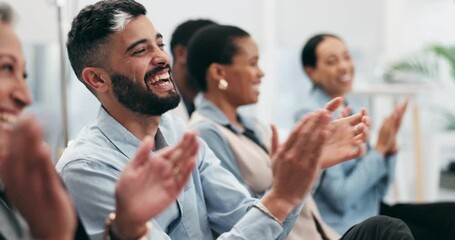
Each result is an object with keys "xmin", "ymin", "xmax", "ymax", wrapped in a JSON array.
[
  {"xmin": 375, "ymin": 98, "xmax": 409, "ymax": 155},
  {"xmin": 113, "ymin": 132, "xmax": 198, "ymax": 238},
  {"xmin": 0, "ymin": 115, "xmax": 76, "ymax": 240},
  {"xmin": 262, "ymin": 110, "xmax": 331, "ymax": 222},
  {"xmin": 320, "ymin": 97, "xmax": 370, "ymax": 168}
]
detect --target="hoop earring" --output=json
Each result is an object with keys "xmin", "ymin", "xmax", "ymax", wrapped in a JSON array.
[{"xmin": 218, "ymin": 79, "xmax": 228, "ymax": 90}]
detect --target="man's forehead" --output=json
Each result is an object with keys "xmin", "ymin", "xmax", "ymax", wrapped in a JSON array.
[{"xmin": 115, "ymin": 15, "xmax": 161, "ymax": 41}]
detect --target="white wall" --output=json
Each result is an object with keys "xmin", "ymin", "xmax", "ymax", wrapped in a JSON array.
[
  {"xmin": 4, "ymin": 0, "xmax": 58, "ymax": 45},
  {"xmin": 402, "ymin": 0, "xmax": 455, "ymax": 54},
  {"xmin": 74, "ymin": 0, "xmax": 265, "ymax": 43}
]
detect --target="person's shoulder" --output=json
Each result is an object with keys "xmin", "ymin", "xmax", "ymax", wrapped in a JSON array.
[
  {"xmin": 55, "ymin": 125, "xmax": 124, "ymax": 173},
  {"xmin": 294, "ymin": 101, "xmax": 319, "ymax": 122},
  {"xmin": 188, "ymin": 117, "xmax": 220, "ymax": 134},
  {"xmin": 187, "ymin": 110, "xmax": 224, "ymax": 136},
  {"xmin": 293, "ymin": 89, "xmax": 326, "ymax": 121}
]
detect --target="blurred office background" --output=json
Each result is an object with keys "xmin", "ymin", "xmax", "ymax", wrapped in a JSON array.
[{"xmin": 5, "ymin": 0, "xmax": 455, "ymax": 202}]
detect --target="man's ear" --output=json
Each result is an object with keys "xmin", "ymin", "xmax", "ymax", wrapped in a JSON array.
[
  {"xmin": 173, "ymin": 45, "xmax": 187, "ymax": 65},
  {"xmin": 305, "ymin": 67, "xmax": 318, "ymax": 84},
  {"xmin": 81, "ymin": 67, "xmax": 110, "ymax": 93}
]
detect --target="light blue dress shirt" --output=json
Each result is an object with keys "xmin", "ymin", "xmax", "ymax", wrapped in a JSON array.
[
  {"xmin": 56, "ymin": 107, "xmax": 292, "ymax": 240},
  {"xmin": 294, "ymin": 87, "xmax": 397, "ymax": 234}
]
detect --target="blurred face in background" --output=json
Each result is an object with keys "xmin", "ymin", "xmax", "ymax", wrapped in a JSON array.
[
  {"xmin": 0, "ymin": 22, "xmax": 32, "ymax": 129},
  {"xmin": 221, "ymin": 36, "xmax": 264, "ymax": 107},
  {"xmin": 306, "ymin": 36, "xmax": 354, "ymax": 98}
]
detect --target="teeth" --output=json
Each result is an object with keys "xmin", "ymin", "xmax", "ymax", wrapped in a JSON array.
[
  {"xmin": 156, "ymin": 81, "xmax": 169, "ymax": 87},
  {"xmin": 0, "ymin": 112, "xmax": 18, "ymax": 126},
  {"xmin": 150, "ymin": 72, "xmax": 170, "ymax": 84},
  {"xmin": 340, "ymin": 74, "xmax": 352, "ymax": 82}
]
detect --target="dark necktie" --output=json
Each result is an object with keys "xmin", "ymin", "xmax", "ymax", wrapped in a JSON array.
[
  {"xmin": 224, "ymin": 125, "xmax": 269, "ymax": 154},
  {"xmin": 312, "ymin": 213, "xmax": 331, "ymax": 240}
]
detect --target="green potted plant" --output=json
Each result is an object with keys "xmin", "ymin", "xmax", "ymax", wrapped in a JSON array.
[{"xmin": 383, "ymin": 43, "xmax": 455, "ymax": 83}]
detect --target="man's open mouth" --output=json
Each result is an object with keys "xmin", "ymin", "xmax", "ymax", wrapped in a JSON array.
[{"xmin": 146, "ymin": 71, "xmax": 174, "ymax": 92}]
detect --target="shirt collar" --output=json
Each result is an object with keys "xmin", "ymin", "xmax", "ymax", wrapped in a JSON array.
[
  {"xmin": 95, "ymin": 107, "xmax": 142, "ymax": 160},
  {"xmin": 197, "ymin": 96, "xmax": 257, "ymax": 134},
  {"xmin": 95, "ymin": 107, "xmax": 169, "ymax": 160}
]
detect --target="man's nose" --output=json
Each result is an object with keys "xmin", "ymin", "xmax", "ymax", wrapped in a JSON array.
[{"xmin": 151, "ymin": 48, "xmax": 171, "ymax": 67}]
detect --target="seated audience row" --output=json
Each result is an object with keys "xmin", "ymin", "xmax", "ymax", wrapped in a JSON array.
[
  {"xmin": 185, "ymin": 23, "xmax": 414, "ymax": 240},
  {"xmin": 1, "ymin": 0, "xmax": 453, "ymax": 239},
  {"xmin": 294, "ymin": 33, "xmax": 455, "ymax": 240}
]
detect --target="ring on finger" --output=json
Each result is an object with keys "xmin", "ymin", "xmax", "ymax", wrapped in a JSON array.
[
  {"xmin": 172, "ymin": 168, "xmax": 181, "ymax": 176},
  {"xmin": 353, "ymin": 126, "xmax": 359, "ymax": 135}
]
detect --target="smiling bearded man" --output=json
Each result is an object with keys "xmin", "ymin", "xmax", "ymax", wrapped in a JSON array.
[{"xmin": 110, "ymin": 67, "xmax": 180, "ymax": 116}]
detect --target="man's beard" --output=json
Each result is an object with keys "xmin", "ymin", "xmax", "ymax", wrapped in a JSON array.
[{"xmin": 110, "ymin": 72, "xmax": 180, "ymax": 116}]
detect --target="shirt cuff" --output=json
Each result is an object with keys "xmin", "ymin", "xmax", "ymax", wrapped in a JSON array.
[
  {"xmin": 253, "ymin": 201, "xmax": 284, "ymax": 226},
  {"xmin": 218, "ymin": 202, "xmax": 283, "ymax": 239}
]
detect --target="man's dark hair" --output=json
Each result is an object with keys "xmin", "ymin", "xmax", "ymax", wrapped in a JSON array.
[
  {"xmin": 301, "ymin": 33, "xmax": 340, "ymax": 69},
  {"xmin": 0, "ymin": 2, "xmax": 14, "ymax": 24},
  {"xmin": 186, "ymin": 25, "xmax": 249, "ymax": 91},
  {"xmin": 169, "ymin": 19, "xmax": 217, "ymax": 59},
  {"xmin": 67, "ymin": 0, "xmax": 146, "ymax": 90}
]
